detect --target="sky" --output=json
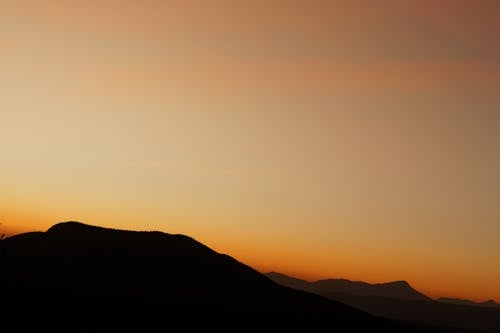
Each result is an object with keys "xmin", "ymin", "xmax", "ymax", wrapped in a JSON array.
[{"xmin": 1, "ymin": 0, "xmax": 499, "ymax": 301}]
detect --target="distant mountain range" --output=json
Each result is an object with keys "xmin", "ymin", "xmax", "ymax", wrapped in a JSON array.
[
  {"xmin": 2, "ymin": 221, "xmax": 460, "ymax": 332},
  {"xmin": 266, "ymin": 271, "xmax": 430, "ymax": 300},
  {"xmin": 266, "ymin": 272, "xmax": 500, "ymax": 333},
  {"xmin": 437, "ymin": 298, "xmax": 500, "ymax": 308}
]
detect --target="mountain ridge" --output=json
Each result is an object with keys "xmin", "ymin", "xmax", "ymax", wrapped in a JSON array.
[
  {"xmin": 267, "ymin": 271, "xmax": 430, "ymax": 300},
  {"xmin": 437, "ymin": 297, "xmax": 500, "ymax": 308},
  {"xmin": 3, "ymin": 221, "xmax": 444, "ymax": 332},
  {"xmin": 267, "ymin": 271, "xmax": 500, "ymax": 333}
]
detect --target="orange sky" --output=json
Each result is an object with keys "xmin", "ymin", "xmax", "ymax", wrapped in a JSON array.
[{"xmin": 1, "ymin": 0, "xmax": 499, "ymax": 302}]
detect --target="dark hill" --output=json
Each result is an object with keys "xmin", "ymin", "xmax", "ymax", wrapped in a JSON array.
[
  {"xmin": 267, "ymin": 272, "xmax": 500, "ymax": 333},
  {"xmin": 437, "ymin": 298, "xmax": 500, "ymax": 308},
  {"xmin": 266, "ymin": 271, "xmax": 430, "ymax": 300},
  {"xmin": 1, "ymin": 222, "xmax": 471, "ymax": 332}
]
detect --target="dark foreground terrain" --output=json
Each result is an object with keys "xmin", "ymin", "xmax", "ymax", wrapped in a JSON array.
[{"xmin": 1, "ymin": 222, "xmax": 477, "ymax": 332}]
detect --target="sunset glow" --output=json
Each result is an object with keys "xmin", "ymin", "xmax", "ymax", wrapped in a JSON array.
[{"xmin": 1, "ymin": 0, "xmax": 499, "ymax": 302}]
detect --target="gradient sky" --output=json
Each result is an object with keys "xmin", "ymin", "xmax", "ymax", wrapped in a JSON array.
[{"xmin": 1, "ymin": 0, "xmax": 499, "ymax": 301}]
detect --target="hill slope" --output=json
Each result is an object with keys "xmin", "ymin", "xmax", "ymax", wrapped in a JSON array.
[
  {"xmin": 267, "ymin": 271, "xmax": 430, "ymax": 300},
  {"xmin": 437, "ymin": 298, "xmax": 500, "ymax": 308},
  {"xmin": 0, "ymin": 222, "xmax": 468, "ymax": 331},
  {"xmin": 267, "ymin": 272, "xmax": 500, "ymax": 333}
]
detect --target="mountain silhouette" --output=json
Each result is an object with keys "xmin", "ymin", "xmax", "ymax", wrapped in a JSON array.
[
  {"xmin": 437, "ymin": 298, "xmax": 500, "ymax": 308},
  {"xmin": 1, "ymin": 222, "xmax": 470, "ymax": 332},
  {"xmin": 267, "ymin": 271, "xmax": 430, "ymax": 300},
  {"xmin": 267, "ymin": 272, "xmax": 500, "ymax": 333}
]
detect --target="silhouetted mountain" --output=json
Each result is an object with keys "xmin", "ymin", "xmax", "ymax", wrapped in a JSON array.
[
  {"xmin": 437, "ymin": 298, "xmax": 500, "ymax": 308},
  {"xmin": 0, "ymin": 222, "xmax": 452, "ymax": 332},
  {"xmin": 266, "ymin": 271, "xmax": 314, "ymax": 291},
  {"xmin": 329, "ymin": 293, "xmax": 500, "ymax": 333},
  {"xmin": 266, "ymin": 271, "xmax": 430, "ymax": 300},
  {"xmin": 267, "ymin": 272, "xmax": 500, "ymax": 333},
  {"xmin": 481, "ymin": 300, "xmax": 500, "ymax": 307}
]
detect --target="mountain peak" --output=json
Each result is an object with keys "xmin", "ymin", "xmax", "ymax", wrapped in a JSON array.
[
  {"xmin": 46, "ymin": 221, "xmax": 100, "ymax": 233},
  {"xmin": 383, "ymin": 280, "xmax": 411, "ymax": 288},
  {"xmin": 267, "ymin": 272, "xmax": 430, "ymax": 301},
  {"xmin": 483, "ymin": 299, "xmax": 498, "ymax": 304}
]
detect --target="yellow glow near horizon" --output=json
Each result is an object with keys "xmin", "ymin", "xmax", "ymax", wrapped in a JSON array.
[{"xmin": 1, "ymin": 0, "xmax": 500, "ymax": 302}]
